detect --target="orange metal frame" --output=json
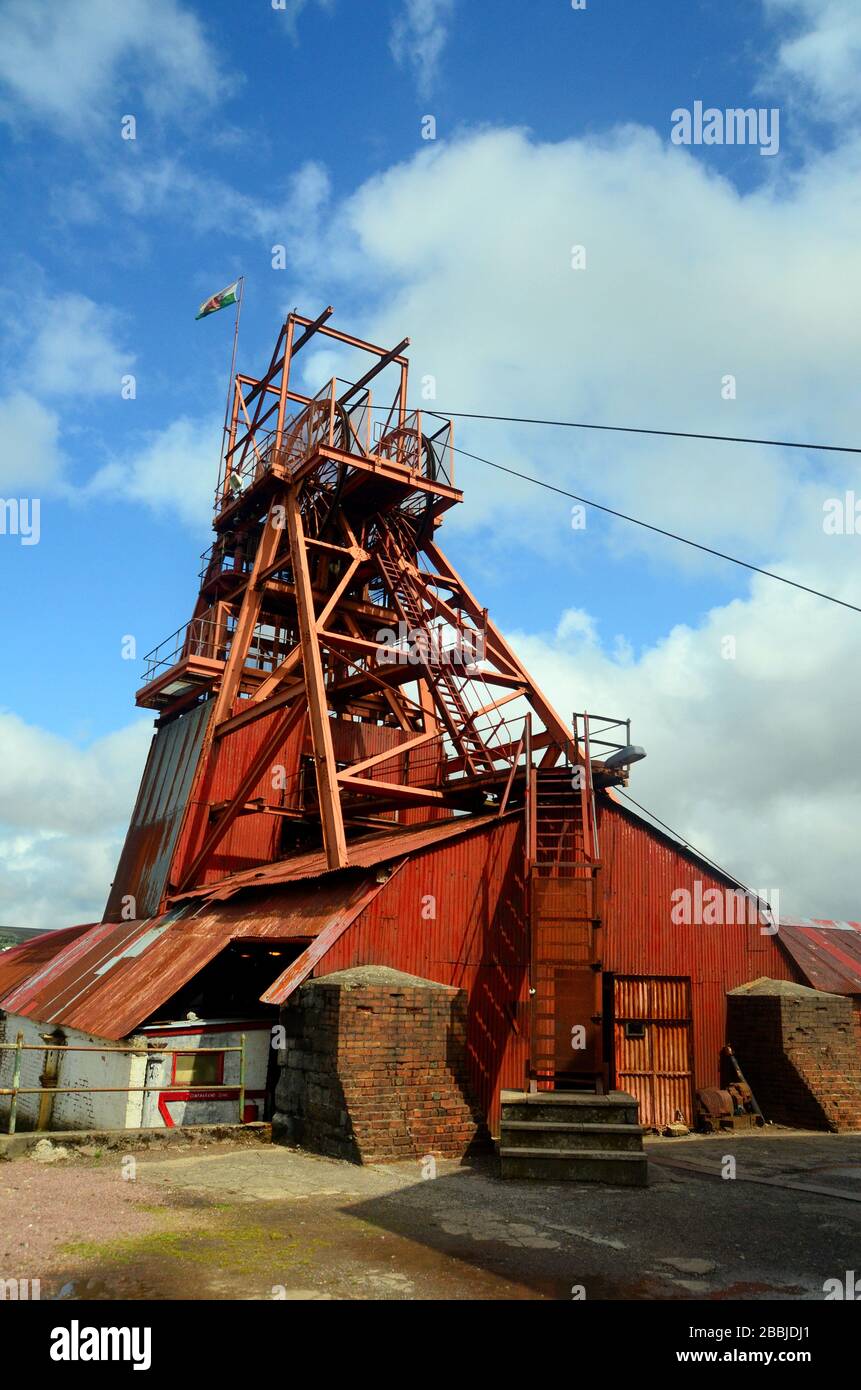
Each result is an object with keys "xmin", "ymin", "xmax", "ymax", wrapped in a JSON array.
[{"xmin": 136, "ymin": 309, "xmax": 585, "ymax": 897}]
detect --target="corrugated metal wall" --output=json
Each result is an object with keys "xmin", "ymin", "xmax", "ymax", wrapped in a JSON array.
[
  {"xmin": 599, "ymin": 797, "xmax": 801, "ymax": 1093},
  {"xmin": 173, "ymin": 703, "xmax": 308, "ymax": 889},
  {"xmin": 111, "ymin": 737, "xmax": 809, "ymax": 1128},
  {"xmin": 317, "ymin": 817, "xmax": 529, "ymax": 1133},
  {"xmin": 105, "ymin": 701, "xmax": 213, "ymax": 920},
  {"xmin": 305, "ymin": 796, "xmax": 804, "ymax": 1130},
  {"xmin": 173, "ymin": 713, "xmax": 447, "ymax": 893}
]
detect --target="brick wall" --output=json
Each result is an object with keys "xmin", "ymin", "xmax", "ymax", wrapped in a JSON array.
[
  {"xmin": 273, "ymin": 967, "xmax": 489, "ymax": 1163},
  {"xmin": 727, "ymin": 990, "xmax": 861, "ymax": 1131}
]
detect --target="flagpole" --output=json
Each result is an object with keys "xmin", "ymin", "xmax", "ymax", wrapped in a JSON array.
[{"xmin": 220, "ymin": 275, "xmax": 245, "ymax": 476}]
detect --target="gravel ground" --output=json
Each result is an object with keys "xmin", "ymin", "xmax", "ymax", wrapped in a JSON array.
[{"xmin": 0, "ymin": 1151, "xmax": 199, "ymax": 1280}]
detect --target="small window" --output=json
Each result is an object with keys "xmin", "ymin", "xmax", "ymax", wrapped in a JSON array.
[
  {"xmin": 624, "ymin": 1021, "xmax": 646, "ymax": 1040},
  {"xmin": 173, "ymin": 1051, "xmax": 223, "ymax": 1087}
]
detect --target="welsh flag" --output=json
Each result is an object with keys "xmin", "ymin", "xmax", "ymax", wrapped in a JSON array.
[{"xmin": 196, "ymin": 280, "xmax": 240, "ymax": 320}]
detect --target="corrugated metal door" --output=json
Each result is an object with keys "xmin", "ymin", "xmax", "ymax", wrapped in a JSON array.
[{"xmin": 612, "ymin": 976, "xmax": 693, "ymax": 1128}]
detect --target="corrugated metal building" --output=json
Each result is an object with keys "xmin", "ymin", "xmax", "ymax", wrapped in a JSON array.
[
  {"xmin": 6, "ymin": 792, "xmax": 848, "ymax": 1135},
  {"xmin": 3, "ymin": 309, "xmax": 857, "ymax": 1141}
]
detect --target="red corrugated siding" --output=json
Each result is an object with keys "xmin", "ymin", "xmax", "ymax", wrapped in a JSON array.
[
  {"xmin": 316, "ymin": 817, "xmax": 529, "ymax": 1133},
  {"xmin": 599, "ymin": 798, "xmax": 801, "ymax": 1091},
  {"xmin": 173, "ymin": 705, "xmax": 308, "ymax": 889},
  {"xmin": 171, "ymin": 712, "xmax": 448, "ymax": 896},
  {"xmin": 175, "ymin": 811, "xmax": 516, "ymax": 899}
]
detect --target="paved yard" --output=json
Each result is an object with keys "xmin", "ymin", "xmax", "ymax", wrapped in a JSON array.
[{"xmin": 1, "ymin": 1128, "xmax": 860, "ymax": 1300}]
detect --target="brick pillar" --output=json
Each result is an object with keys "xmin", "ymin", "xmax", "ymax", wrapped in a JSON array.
[
  {"xmin": 727, "ymin": 986, "xmax": 861, "ymax": 1131},
  {"xmin": 273, "ymin": 966, "xmax": 490, "ymax": 1163}
]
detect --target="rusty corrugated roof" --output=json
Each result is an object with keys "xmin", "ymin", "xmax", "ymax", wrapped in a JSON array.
[
  {"xmin": 777, "ymin": 918, "xmax": 861, "ymax": 995},
  {"xmin": 1, "ymin": 812, "xmax": 518, "ymax": 1039},
  {"xmin": 0, "ymin": 923, "xmax": 96, "ymax": 1000},
  {"xmin": 0, "ymin": 876, "xmax": 379, "ymax": 1039},
  {"xmin": 172, "ymin": 810, "xmax": 517, "ymax": 903}
]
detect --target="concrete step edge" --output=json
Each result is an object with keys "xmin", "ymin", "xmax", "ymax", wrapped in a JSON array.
[
  {"xmin": 497, "ymin": 1117, "xmax": 645, "ymax": 1128},
  {"xmin": 499, "ymin": 1146, "xmax": 647, "ymax": 1163}
]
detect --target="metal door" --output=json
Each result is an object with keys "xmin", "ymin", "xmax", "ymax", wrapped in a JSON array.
[{"xmin": 612, "ymin": 976, "xmax": 693, "ymax": 1127}]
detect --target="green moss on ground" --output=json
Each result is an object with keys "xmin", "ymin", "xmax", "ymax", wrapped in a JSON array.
[{"xmin": 58, "ymin": 1220, "xmax": 329, "ymax": 1277}]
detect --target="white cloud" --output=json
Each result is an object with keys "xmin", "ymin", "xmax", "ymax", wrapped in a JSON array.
[
  {"xmin": 24, "ymin": 293, "xmax": 134, "ymax": 396},
  {"xmin": 390, "ymin": 0, "xmax": 455, "ymax": 96},
  {"xmin": 88, "ymin": 414, "xmax": 223, "ymax": 532},
  {"xmin": 0, "ymin": 286, "xmax": 214, "ymax": 522},
  {"xmin": 0, "ymin": 0, "xmax": 227, "ymax": 133},
  {"xmin": 0, "ymin": 392, "xmax": 64, "ymax": 491},
  {"xmin": 294, "ymin": 122, "xmax": 861, "ymax": 569},
  {"xmin": 0, "ymin": 713, "xmax": 152, "ymax": 932},
  {"xmin": 0, "ymin": 714, "xmax": 150, "ymax": 835},
  {"xmin": 111, "ymin": 156, "xmax": 331, "ymax": 246},
  {"xmin": 0, "ymin": 292, "xmax": 133, "ymax": 491},
  {"xmin": 508, "ymin": 564, "xmax": 861, "ymax": 920},
  {"xmin": 765, "ymin": 0, "xmax": 861, "ymax": 119}
]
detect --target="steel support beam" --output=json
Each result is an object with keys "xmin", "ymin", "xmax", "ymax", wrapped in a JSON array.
[{"xmin": 285, "ymin": 486, "xmax": 348, "ymax": 870}]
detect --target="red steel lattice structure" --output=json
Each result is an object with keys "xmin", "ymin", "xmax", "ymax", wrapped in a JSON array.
[{"xmin": 112, "ymin": 309, "xmax": 619, "ymax": 1087}]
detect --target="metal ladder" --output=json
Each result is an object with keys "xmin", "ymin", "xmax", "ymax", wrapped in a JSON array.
[{"xmin": 529, "ymin": 737, "xmax": 603, "ymax": 1089}]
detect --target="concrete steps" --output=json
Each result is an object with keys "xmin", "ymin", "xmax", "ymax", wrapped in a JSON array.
[
  {"xmin": 502, "ymin": 1092, "xmax": 640, "ymax": 1126},
  {"xmin": 502, "ymin": 1120, "xmax": 646, "ymax": 1152},
  {"xmin": 499, "ymin": 1090, "xmax": 648, "ymax": 1186}
]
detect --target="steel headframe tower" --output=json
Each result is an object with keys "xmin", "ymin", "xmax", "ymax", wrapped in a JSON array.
[{"xmin": 135, "ymin": 307, "xmax": 582, "ymax": 886}]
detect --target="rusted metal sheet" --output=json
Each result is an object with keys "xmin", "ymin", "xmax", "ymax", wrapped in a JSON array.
[
  {"xmin": 260, "ymin": 867, "xmax": 404, "ymax": 1004},
  {"xmin": 173, "ymin": 703, "xmax": 307, "ymax": 892},
  {"xmin": 776, "ymin": 918, "xmax": 861, "ymax": 995},
  {"xmin": 599, "ymin": 797, "xmax": 801, "ymax": 1093},
  {"xmin": 315, "ymin": 815, "xmax": 529, "ymax": 1133},
  {"xmin": 1, "ymin": 912, "xmax": 189, "ymax": 1032},
  {"xmin": 173, "ymin": 809, "xmax": 519, "ymax": 902},
  {"xmin": 0, "ymin": 923, "xmax": 95, "ymax": 999},
  {"xmin": 105, "ymin": 701, "xmax": 213, "ymax": 920},
  {"xmin": 613, "ymin": 975, "xmax": 694, "ymax": 1128},
  {"xmin": 169, "ymin": 706, "xmax": 447, "ymax": 889},
  {"xmin": 0, "ymin": 878, "xmax": 378, "ymax": 1041}
]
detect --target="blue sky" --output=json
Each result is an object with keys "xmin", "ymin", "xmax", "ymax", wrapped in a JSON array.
[{"xmin": 2, "ymin": 0, "xmax": 861, "ymax": 928}]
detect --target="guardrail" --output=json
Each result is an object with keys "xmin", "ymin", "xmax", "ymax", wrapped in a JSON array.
[
  {"xmin": 141, "ymin": 614, "xmax": 223, "ymax": 684},
  {"xmin": 0, "ymin": 1036, "xmax": 247, "ymax": 1135},
  {"xmin": 218, "ymin": 380, "xmax": 455, "ymax": 514}
]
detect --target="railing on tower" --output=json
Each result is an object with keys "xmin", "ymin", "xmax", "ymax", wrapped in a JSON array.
[
  {"xmin": 216, "ymin": 379, "xmax": 453, "ymax": 515},
  {"xmin": 141, "ymin": 613, "xmax": 225, "ymax": 684}
]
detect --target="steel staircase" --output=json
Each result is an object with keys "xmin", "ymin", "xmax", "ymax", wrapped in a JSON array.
[
  {"xmin": 500, "ymin": 739, "xmax": 648, "ymax": 1184},
  {"xmin": 376, "ymin": 531, "xmax": 494, "ymax": 776}
]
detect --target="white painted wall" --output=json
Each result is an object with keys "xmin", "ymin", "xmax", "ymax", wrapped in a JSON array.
[
  {"xmin": 0, "ymin": 1013, "xmax": 146, "ymax": 1131},
  {"xmin": 0, "ymin": 1014, "xmax": 270, "ymax": 1132},
  {"xmin": 139, "ymin": 1022, "xmax": 271, "ymax": 1128}
]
